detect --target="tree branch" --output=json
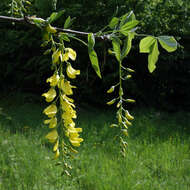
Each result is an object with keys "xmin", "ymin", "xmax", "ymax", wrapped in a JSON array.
[
  {"xmin": 0, "ymin": 15, "xmax": 109, "ymax": 40},
  {"xmin": 0, "ymin": 15, "xmax": 25, "ymax": 23}
]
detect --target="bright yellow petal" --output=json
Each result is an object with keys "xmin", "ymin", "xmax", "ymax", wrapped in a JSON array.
[
  {"xmin": 70, "ymin": 137, "xmax": 83, "ymax": 147},
  {"xmin": 43, "ymin": 104, "xmax": 57, "ymax": 118},
  {"xmin": 59, "ymin": 79, "xmax": 73, "ymax": 95},
  {"xmin": 70, "ymin": 141, "xmax": 80, "ymax": 147},
  {"xmin": 42, "ymin": 88, "xmax": 56, "ymax": 102},
  {"xmin": 61, "ymin": 94, "xmax": 74, "ymax": 103},
  {"xmin": 52, "ymin": 50, "xmax": 61, "ymax": 64},
  {"xmin": 65, "ymin": 48, "xmax": 76, "ymax": 61},
  {"xmin": 75, "ymin": 128, "xmax": 82, "ymax": 132},
  {"xmin": 44, "ymin": 119, "xmax": 51, "ymax": 124},
  {"xmin": 54, "ymin": 149, "xmax": 60, "ymax": 159},
  {"xmin": 46, "ymin": 73, "xmax": 60, "ymax": 87},
  {"xmin": 49, "ymin": 117, "xmax": 57, "ymax": 128},
  {"xmin": 45, "ymin": 129, "xmax": 58, "ymax": 143},
  {"xmin": 53, "ymin": 140, "xmax": 59, "ymax": 151},
  {"xmin": 62, "ymin": 52, "xmax": 69, "ymax": 62},
  {"xmin": 66, "ymin": 64, "xmax": 80, "ymax": 79},
  {"xmin": 70, "ymin": 137, "xmax": 83, "ymax": 143}
]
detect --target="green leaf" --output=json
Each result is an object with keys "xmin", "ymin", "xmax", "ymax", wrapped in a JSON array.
[
  {"xmin": 109, "ymin": 17, "xmax": 119, "ymax": 29},
  {"xmin": 31, "ymin": 18, "xmax": 45, "ymax": 28},
  {"xmin": 88, "ymin": 33, "xmax": 95, "ymax": 50},
  {"xmin": 88, "ymin": 33, "xmax": 101, "ymax": 78},
  {"xmin": 158, "ymin": 36, "xmax": 177, "ymax": 52},
  {"xmin": 88, "ymin": 50, "xmax": 101, "ymax": 78},
  {"xmin": 112, "ymin": 37, "xmax": 121, "ymax": 62},
  {"xmin": 120, "ymin": 20, "xmax": 139, "ymax": 32},
  {"xmin": 64, "ymin": 16, "xmax": 71, "ymax": 29},
  {"xmin": 121, "ymin": 32, "xmax": 135, "ymax": 58},
  {"xmin": 59, "ymin": 33, "xmax": 70, "ymax": 42},
  {"xmin": 148, "ymin": 40, "xmax": 160, "ymax": 73},
  {"xmin": 64, "ymin": 16, "xmax": 76, "ymax": 29},
  {"xmin": 139, "ymin": 36, "xmax": 156, "ymax": 53},
  {"xmin": 120, "ymin": 11, "xmax": 136, "ymax": 27},
  {"xmin": 176, "ymin": 0, "xmax": 183, "ymax": 6},
  {"xmin": 48, "ymin": 10, "xmax": 65, "ymax": 24}
]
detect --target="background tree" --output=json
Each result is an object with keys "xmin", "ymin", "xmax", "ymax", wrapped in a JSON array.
[{"xmin": 0, "ymin": 0, "xmax": 189, "ymax": 111}]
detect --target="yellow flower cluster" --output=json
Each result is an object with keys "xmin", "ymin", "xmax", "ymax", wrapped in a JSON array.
[
  {"xmin": 42, "ymin": 47, "xmax": 83, "ymax": 159},
  {"xmin": 60, "ymin": 94, "xmax": 83, "ymax": 147}
]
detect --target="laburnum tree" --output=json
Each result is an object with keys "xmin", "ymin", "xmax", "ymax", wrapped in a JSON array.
[{"xmin": 0, "ymin": 0, "xmax": 178, "ymax": 176}]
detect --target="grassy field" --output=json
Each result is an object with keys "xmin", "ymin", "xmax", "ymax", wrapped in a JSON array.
[{"xmin": 0, "ymin": 93, "xmax": 190, "ymax": 190}]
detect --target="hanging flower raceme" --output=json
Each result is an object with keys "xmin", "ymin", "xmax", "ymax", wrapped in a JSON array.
[{"xmin": 41, "ymin": 40, "xmax": 82, "ymax": 164}]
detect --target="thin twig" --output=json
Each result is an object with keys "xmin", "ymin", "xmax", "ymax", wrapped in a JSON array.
[{"xmin": 0, "ymin": 15, "xmax": 109, "ymax": 40}]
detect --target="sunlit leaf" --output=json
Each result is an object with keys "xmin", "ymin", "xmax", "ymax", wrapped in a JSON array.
[
  {"xmin": 120, "ymin": 20, "xmax": 139, "ymax": 32},
  {"xmin": 88, "ymin": 33, "xmax": 101, "ymax": 78},
  {"xmin": 139, "ymin": 36, "xmax": 156, "ymax": 53},
  {"xmin": 121, "ymin": 32, "xmax": 135, "ymax": 58},
  {"xmin": 148, "ymin": 40, "xmax": 160, "ymax": 73},
  {"xmin": 120, "ymin": 11, "xmax": 136, "ymax": 27},
  {"xmin": 64, "ymin": 16, "xmax": 71, "ymax": 29},
  {"xmin": 48, "ymin": 10, "xmax": 65, "ymax": 24},
  {"xmin": 112, "ymin": 37, "xmax": 121, "ymax": 62},
  {"xmin": 158, "ymin": 36, "xmax": 177, "ymax": 52},
  {"xmin": 109, "ymin": 17, "xmax": 119, "ymax": 29},
  {"xmin": 64, "ymin": 16, "xmax": 75, "ymax": 29}
]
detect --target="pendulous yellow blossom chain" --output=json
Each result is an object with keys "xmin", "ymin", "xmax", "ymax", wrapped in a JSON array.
[{"xmin": 41, "ymin": 26, "xmax": 83, "ymax": 167}]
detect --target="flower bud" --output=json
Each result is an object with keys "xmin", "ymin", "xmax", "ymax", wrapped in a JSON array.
[
  {"xmin": 107, "ymin": 86, "xmax": 115, "ymax": 93},
  {"xmin": 106, "ymin": 98, "xmax": 116, "ymax": 105}
]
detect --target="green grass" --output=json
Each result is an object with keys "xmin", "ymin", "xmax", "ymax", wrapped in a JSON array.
[{"xmin": 0, "ymin": 93, "xmax": 190, "ymax": 190}]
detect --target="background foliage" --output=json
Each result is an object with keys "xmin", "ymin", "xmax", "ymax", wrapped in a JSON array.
[{"xmin": 0, "ymin": 0, "xmax": 190, "ymax": 110}]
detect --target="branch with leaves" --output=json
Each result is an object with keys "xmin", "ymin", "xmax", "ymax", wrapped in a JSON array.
[{"xmin": 0, "ymin": 0, "xmax": 178, "ymax": 176}]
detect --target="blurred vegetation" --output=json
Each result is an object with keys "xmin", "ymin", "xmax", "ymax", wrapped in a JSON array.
[
  {"xmin": 0, "ymin": 96, "xmax": 189, "ymax": 189},
  {"xmin": 0, "ymin": 0, "xmax": 190, "ymax": 110}
]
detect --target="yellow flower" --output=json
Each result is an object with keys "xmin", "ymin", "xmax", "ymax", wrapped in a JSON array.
[
  {"xmin": 45, "ymin": 129, "xmax": 58, "ymax": 143},
  {"xmin": 64, "ymin": 118, "xmax": 74, "ymax": 128},
  {"xmin": 65, "ymin": 48, "xmax": 77, "ymax": 61},
  {"xmin": 70, "ymin": 137, "xmax": 83, "ymax": 147},
  {"xmin": 42, "ymin": 88, "xmax": 56, "ymax": 102},
  {"xmin": 44, "ymin": 117, "xmax": 57, "ymax": 128},
  {"xmin": 53, "ymin": 140, "xmax": 59, "ymax": 151},
  {"xmin": 66, "ymin": 121, "xmax": 76, "ymax": 128},
  {"xmin": 62, "ymin": 53, "xmax": 69, "ymax": 62},
  {"xmin": 58, "ymin": 79, "xmax": 76, "ymax": 95},
  {"xmin": 67, "ymin": 126, "xmax": 82, "ymax": 135},
  {"xmin": 54, "ymin": 149, "xmax": 60, "ymax": 159},
  {"xmin": 49, "ymin": 117, "xmax": 57, "ymax": 128},
  {"xmin": 60, "ymin": 95, "xmax": 75, "ymax": 108},
  {"xmin": 43, "ymin": 104, "xmax": 57, "ymax": 118},
  {"xmin": 46, "ymin": 73, "xmax": 60, "ymax": 87},
  {"xmin": 61, "ymin": 94, "xmax": 74, "ymax": 103},
  {"xmin": 62, "ymin": 111, "xmax": 76, "ymax": 120},
  {"xmin": 66, "ymin": 64, "xmax": 80, "ymax": 79},
  {"xmin": 52, "ymin": 49, "xmax": 61, "ymax": 64}
]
